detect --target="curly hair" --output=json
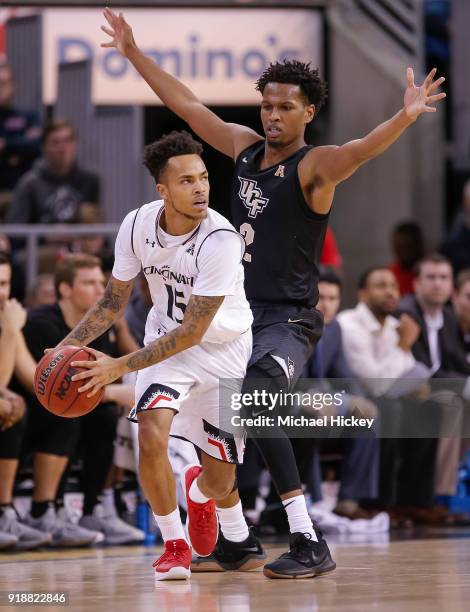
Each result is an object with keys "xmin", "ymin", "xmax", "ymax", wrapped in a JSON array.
[
  {"xmin": 144, "ymin": 130, "xmax": 203, "ymax": 182},
  {"xmin": 255, "ymin": 60, "xmax": 327, "ymax": 113}
]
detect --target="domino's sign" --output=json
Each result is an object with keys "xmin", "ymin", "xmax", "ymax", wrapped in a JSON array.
[{"xmin": 42, "ymin": 8, "xmax": 323, "ymax": 105}]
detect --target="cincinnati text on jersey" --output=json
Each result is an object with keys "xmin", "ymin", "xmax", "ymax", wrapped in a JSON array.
[{"xmin": 142, "ymin": 264, "xmax": 195, "ymax": 286}]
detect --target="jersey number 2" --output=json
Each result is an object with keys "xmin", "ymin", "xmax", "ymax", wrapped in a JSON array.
[
  {"xmin": 165, "ymin": 284, "xmax": 186, "ymax": 323},
  {"xmin": 240, "ymin": 222, "xmax": 254, "ymax": 263}
]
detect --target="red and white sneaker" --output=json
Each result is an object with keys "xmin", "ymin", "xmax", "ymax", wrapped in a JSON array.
[
  {"xmin": 153, "ymin": 539, "xmax": 192, "ymax": 581},
  {"xmin": 182, "ymin": 464, "xmax": 218, "ymax": 557}
]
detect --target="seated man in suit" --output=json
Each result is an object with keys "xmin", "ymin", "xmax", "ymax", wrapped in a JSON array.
[{"xmin": 399, "ymin": 253, "xmax": 470, "ymax": 499}]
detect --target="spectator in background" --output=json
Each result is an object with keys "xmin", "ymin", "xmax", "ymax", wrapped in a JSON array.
[
  {"xmin": 337, "ymin": 267, "xmax": 440, "ymax": 524},
  {"xmin": 337, "ymin": 267, "xmax": 420, "ymax": 392},
  {"xmin": 0, "ymin": 385, "xmax": 51, "ymax": 550},
  {"xmin": 0, "ymin": 253, "xmax": 51, "ymax": 550},
  {"xmin": 399, "ymin": 254, "xmax": 470, "ymax": 500},
  {"xmin": 6, "ymin": 118, "xmax": 101, "ymax": 273},
  {"xmin": 0, "ymin": 59, "xmax": 41, "ymax": 220},
  {"xmin": 400, "ymin": 254, "xmax": 467, "ymax": 378},
  {"xmin": 453, "ymin": 269, "xmax": 470, "ymax": 358},
  {"xmin": 320, "ymin": 226, "xmax": 342, "ymax": 273},
  {"xmin": 388, "ymin": 221, "xmax": 424, "ymax": 296},
  {"xmin": 25, "ymin": 274, "xmax": 55, "ymax": 309},
  {"xmin": 0, "ymin": 253, "xmax": 36, "ymax": 393},
  {"xmin": 6, "ymin": 118, "xmax": 100, "ymax": 227},
  {"xmin": 0, "ymin": 233, "xmax": 25, "ymax": 302},
  {"xmin": 441, "ymin": 179, "xmax": 470, "ymax": 274},
  {"xmin": 20, "ymin": 254, "xmax": 143, "ymax": 546}
]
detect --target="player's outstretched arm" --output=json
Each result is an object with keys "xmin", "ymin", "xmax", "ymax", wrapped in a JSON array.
[
  {"xmin": 70, "ymin": 294, "xmax": 224, "ymax": 396},
  {"xmin": 311, "ymin": 67, "xmax": 446, "ymax": 187},
  {"xmin": 60, "ymin": 275, "xmax": 135, "ymax": 348},
  {"xmin": 101, "ymin": 8, "xmax": 260, "ymax": 159}
]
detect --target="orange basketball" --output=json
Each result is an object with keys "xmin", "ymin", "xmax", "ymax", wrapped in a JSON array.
[{"xmin": 34, "ymin": 345, "xmax": 104, "ymax": 418}]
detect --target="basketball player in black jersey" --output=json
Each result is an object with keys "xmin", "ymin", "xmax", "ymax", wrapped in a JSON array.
[{"xmin": 101, "ymin": 8, "xmax": 446, "ymax": 578}]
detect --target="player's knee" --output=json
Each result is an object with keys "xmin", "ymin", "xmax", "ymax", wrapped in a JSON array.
[{"xmin": 138, "ymin": 419, "xmax": 168, "ymax": 458}]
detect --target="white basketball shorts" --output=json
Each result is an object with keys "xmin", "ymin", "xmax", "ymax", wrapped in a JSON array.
[{"xmin": 128, "ymin": 329, "xmax": 252, "ymax": 464}]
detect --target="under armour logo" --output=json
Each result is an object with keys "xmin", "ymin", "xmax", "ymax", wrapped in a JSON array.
[
  {"xmin": 146, "ymin": 238, "xmax": 156, "ymax": 248},
  {"xmin": 186, "ymin": 243, "xmax": 195, "ymax": 256},
  {"xmin": 242, "ymin": 157, "xmax": 248, "ymax": 163},
  {"xmin": 238, "ymin": 177, "xmax": 269, "ymax": 218},
  {"xmin": 274, "ymin": 165, "xmax": 285, "ymax": 178}
]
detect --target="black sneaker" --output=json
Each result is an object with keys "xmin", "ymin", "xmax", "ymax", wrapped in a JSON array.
[
  {"xmin": 191, "ymin": 528, "xmax": 267, "ymax": 572},
  {"xmin": 263, "ymin": 531, "xmax": 336, "ymax": 579}
]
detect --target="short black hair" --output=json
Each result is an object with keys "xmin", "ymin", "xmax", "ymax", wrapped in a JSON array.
[
  {"xmin": 144, "ymin": 130, "xmax": 204, "ymax": 183},
  {"xmin": 358, "ymin": 266, "xmax": 391, "ymax": 290},
  {"xmin": 255, "ymin": 60, "xmax": 327, "ymax": 113},
  {"xmin": 318, "ymin": 265, "xmax": 342, "ymax": 289},
  {"xmin": 393, "ymin": 221, "xmax": 423, "ymax": 240}
]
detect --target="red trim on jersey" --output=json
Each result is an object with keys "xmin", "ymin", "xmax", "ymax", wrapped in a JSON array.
[
  {"xmin": 207, "ymin": 438, "xmax": 228, "ymax": 461},
  {"xmin": 147, "ymin": 394, "xmax": 173, "ymax": 409}
]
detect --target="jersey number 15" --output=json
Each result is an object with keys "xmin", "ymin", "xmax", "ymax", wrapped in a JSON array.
[{"xmin": 164, "ymin": 284, "xmax": 186, "ymax": 323}]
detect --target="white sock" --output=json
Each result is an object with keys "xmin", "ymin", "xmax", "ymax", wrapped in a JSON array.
[
  {"xmin": 216, "ymin": 501, "xmax": 249, "ymax": 543},
  {"xmin": 101, "ymin": 488, "xmax": 115, "ymax": 514},
  {"xmin": 282, "ymin": 495, "xmax": 318, "ymax": 542},
  {"xmin": 189, "ymin": 477, "xmax": 210, "ymax": 504},
  {"xmin": 154, "ymin": 507, "xmax": 187, "ymax": 543}
]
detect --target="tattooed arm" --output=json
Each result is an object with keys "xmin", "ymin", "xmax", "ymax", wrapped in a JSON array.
[
  {"xmin": 71, "ymin": 294, "xmax": 225, "ymax": 396},
  {"xmin": 60, "ymin": 275, "xmax": 135, "ymax": 348},
  {"xmin": 126, "ymin": 294, "xmax": 224, "ymax": 370}
]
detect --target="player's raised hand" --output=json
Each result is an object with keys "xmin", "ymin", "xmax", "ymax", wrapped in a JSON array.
[
  {"xmin": 403, "ymin": 67, "xmax": 446, "ymax": 121},
  {"xmin": 100, "ymin": 7, "xmax": 136, "ymax": 57}
]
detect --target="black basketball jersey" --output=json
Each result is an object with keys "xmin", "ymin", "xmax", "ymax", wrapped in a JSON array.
[{"xmin": 231, "ymin": 140, "xmax": 329, "ymax": 308}]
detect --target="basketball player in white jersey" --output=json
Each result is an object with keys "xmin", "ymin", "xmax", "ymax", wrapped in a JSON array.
[{"xmin": 54, "ymin": 131, "xmax": 260, "ymax": 580}]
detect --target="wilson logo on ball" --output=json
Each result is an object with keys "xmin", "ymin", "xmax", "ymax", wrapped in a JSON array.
[
  {"xmin": 55, "ymin": 366, "xmax": 80, "ymax": 400},
  {"xmin": 36, "ymin": 353, "xmax": 66, "ymax": 396}
]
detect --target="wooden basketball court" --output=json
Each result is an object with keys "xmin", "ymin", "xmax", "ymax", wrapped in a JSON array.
[{"xmin": 1, "ymin": 531, "xmax": 470, "ymax": 611}]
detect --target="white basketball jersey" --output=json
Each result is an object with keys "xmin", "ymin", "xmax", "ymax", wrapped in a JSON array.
[{"xmin": 113, "ymin": 200, "xmax": 253, "ymax": 344}]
